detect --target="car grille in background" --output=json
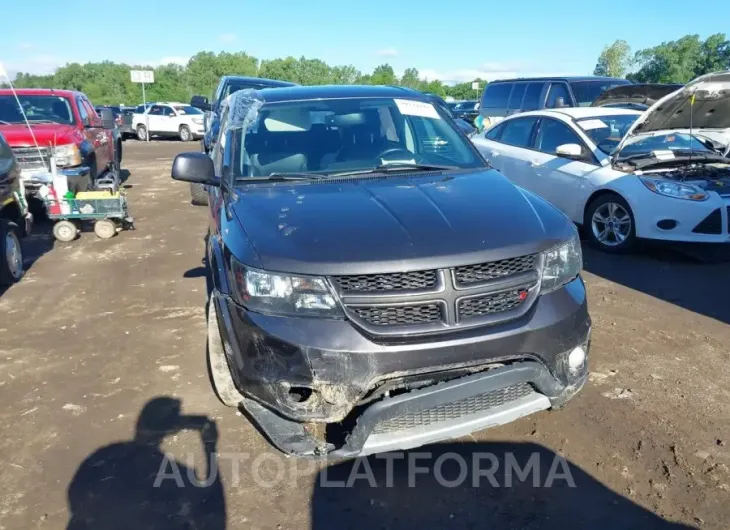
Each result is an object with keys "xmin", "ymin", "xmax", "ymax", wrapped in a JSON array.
[
  {"xmin": 458, "ymin": 289, "xmax": 529, "ymax": 320},
  {"xmin": 11, "ymin": 146, "xmax": 52, "ymax": 172},
  {"xmin": 353, "ymin": 304, "xmax": 441, "ymax": 326},
  {"xmin": 371, "ymin": 383, "xmax": 534, "ymax": 434},
  {"xmin": 454, "ymin": 254, "xmax": 536, "ymax": 285},
  {"xmin": 334, "ymin": 270, "xmax": 437, "ymax": 292},
  {"xmin": 692, "ymin": 208, "xmax": 723, "ymax": 234}
]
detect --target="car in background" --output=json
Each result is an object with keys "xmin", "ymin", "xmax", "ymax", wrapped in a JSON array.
[
  {"xmin": 96, "ymin": 105, "xmax": 135, "ymax": 140},
  {"xmin": 452, "ymin": 100, "xmax": 479, "ymax": 124},
  {"xmin": 0, "ymin": 88, "xmax": 120, "ymax": 195},
  {"xmin": 132, "ymin": 102, "xmax": 205, "ymax": 142},
  {"xmin": 472, "ymin": 73, "xmax": 730, "ymax": 253},
  {"xmin": 171, "ymin": 84, "xmax": 590, "ymax": 458},
  {"xmin": 591, "ymin": 83, "xmax": 684, "ymax": 111},
  {"xmin": 0, "ymin": 133, "xmax": 31, "ymax": 285},
  {"xmin": 188, "ymin": 76, "xmax": 297, "ymax": 205},
  {"xmin": 478, "ymin": 76, "xmax": 631, "ymax": 129}
]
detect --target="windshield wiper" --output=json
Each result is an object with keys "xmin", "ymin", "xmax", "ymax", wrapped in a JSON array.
[
  {"xmin": 28, "ymin": 119, "xmax": 58, "ymax": 124},
  {"xmin": 237, "ymin": 172, "xmax": 328, "ymax": 182},
  {"xmin": 0, "ymin": 120, "xmax": 10, "ymax": 125},
  {"xmin": 330, "ymin": 162, "xmax": 461, "ymax": 177}
]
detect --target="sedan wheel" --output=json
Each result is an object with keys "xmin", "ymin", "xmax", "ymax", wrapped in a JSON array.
[
  {"xmin": 586, "ymin": 194, "xmax": 636, "ymax": 252},
  {"xmin": 1, "ymin": 222, "xmax": 24, "ymax": 285}
]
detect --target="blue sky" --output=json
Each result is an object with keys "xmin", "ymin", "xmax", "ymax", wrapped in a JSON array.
[{"xmin": 1, "ymin": 0, "xmax": 726, "ymax": 83}]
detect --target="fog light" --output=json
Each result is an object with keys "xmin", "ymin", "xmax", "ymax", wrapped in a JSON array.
[{"xmin": 568, "ymin": 347, "xmax": 586, "ymax": 372}]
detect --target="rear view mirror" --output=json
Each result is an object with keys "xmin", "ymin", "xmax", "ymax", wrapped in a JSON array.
[
  {"xmin": 555, "ymin": 143, "xmax": 584, "ymax": 159},
  {"xmin": 171, "ymin": 152, "xmax": 218, "ymax": 185},
  {"xmin": 99, "ymin": 108, "xmax": 115, "ymax": 130},
  {"xmin": 190, "ymin": 95, "xmax": 211, "ymax": 112}
]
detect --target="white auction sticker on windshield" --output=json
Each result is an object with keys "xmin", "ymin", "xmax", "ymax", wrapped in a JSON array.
[
  {"xmin": 395, "ymin": 99, "xmax": 441, "ymax": 119},
  {"xmin": 579, "ymin": 119, "xmax": 608, "ymax": 130},
  {"xmin": 653, "ymin": 150, "xmax": 675, "ymax": 160}
]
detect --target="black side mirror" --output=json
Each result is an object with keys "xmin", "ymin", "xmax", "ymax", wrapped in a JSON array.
[
  {"xmin": 99, "ymin": 108, "xmax": 115, "ymax": 129},
  {"xmin": 171, "ymin": 152, "xmax": 218, "ymax": 185},
  {"xmin": 190, "ymin": 95, "xmax": 211, "ymax": 112}
]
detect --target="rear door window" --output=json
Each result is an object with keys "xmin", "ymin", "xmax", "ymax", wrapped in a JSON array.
[
  {"xmin": 481, "ymin": 83, "xmax": 513, "ymax": 109},
  {"xmin": 522, "ymin": 83, "xmax": 545, "ymax": 111},
  {"xmin": 499, "ymin": 117, "xmax": 538, "ymax": 148},
  {"xmin": 507, "ymin": 84, "xmax": 527, "ymax": 110},
  {"xmin": 546, "ymin": 83, "xmax": 571, "ymax": 108}
]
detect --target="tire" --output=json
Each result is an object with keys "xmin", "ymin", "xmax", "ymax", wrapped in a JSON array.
[
  {"xmin": 0, "ymin": 220, "xmax": 24, "ymax": 286},
  {"xmin": 115, "ymin": 140, "xmax": 123, "ymax": 167},
  {"xmin": 585, "ymin": 193, "xmax": 636, "ymax": 253},
  {"xmin": 179, "ymin": 125, "xmax": 192, "ymax": 142},
  {"xmin": 94, "ymin": 219, "xmax": 117, "ymax": 239},
  {"xmin": 53, "ymin": 220, "xmax": 78, "ymax": 242},
  {"xmin": 207, "ymin": 298, "xmax": 243, "ymax": 407},
  {"xmin": 190, "ymin": 183, "xmax": 208, "ymax": 206},
  {"xmin": 136, "ymin": 125, "xmax": 147, "ymax": 141}
]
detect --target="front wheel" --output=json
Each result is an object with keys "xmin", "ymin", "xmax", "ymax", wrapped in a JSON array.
[
  {"xmin": 207, "ymin": 298, "xmax": 243, "ymax": 407},
  {"xmin": 94, "ymin": 219, "xmax": 117, "ymax": 239},
  {"xmin": 179, "ymin": 125, "xmax": 192, "ymax": 142},
  {"xmin": 136, "ymin": 125, "xmax": 147, "ymax": 141},
  {"xmin": 53, "ymin": 220, "xmax": 78, "ymax": 242},
  {"xmin": 0, "ymin": 220, "xmax": 24, "ymax": 286},
  {"xmin": 190, "ymin": 183, "xmax": 208, "ymax": 206},
  {"xmin": 585, "ymin": 193, "xmax": 636, "ymax": 253}
]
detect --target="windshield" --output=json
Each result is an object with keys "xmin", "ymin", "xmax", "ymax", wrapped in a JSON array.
[
  {"xmin": 232, "ymin": 97, "xmax": 484, "ymax": 179},
  {"xmin": 454, "ymin": 101, "xmax": 477, "ymax": 111},
  {"xmin": 570, "ymin": 81, "xmax": 630, "ymax": 107},
  {"xmin": 575, "ymin": 114, "xmax": 639, "ymax": 154},
  {"xmin": 617, "ymin": 132, "xmax": 715, "ymax": 160},
  {"xmin": 0, "ymin": 95, "xmax": 75, "ymax": 125},
  {"xmin": 173, "ymin": 105, "xmax": 203, "ymax": 115}
]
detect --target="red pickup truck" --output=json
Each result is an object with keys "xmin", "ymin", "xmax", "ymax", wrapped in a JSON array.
[{"xmin": 0, "ymin": 88, "xmax": 120, "ymax": 195}]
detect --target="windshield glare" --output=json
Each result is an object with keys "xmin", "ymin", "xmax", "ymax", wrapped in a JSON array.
[
  {"xmin": 618, "ymin": 132, "xmax": 714, "ymax": 159},
  {"xmin": 576, "ymin": 115, "xmax": 639, "ymax": 154},
  {"xmin": 174, "ymin": 105, "xmax": 202, "ymax": 115},
  {"xmin": 570, "ymin": 81, "xmax": 629, "ymax": 107},
  {"xmin": 0, "ymin": 95, "xmax": 75, "ymax": 125},
  {"xmin": 233, "ymin": 97, "xmax": 484, "ymax": 178}
]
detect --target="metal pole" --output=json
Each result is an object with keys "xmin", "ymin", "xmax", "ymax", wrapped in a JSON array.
[{"xmin": 142, "ymin": 82, "xmax": 149, "ymax": 142}]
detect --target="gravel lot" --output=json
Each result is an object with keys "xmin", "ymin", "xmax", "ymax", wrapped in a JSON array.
[{"xmin": 1, "ymin": 141, "xmax": 728, "ymax": 529}]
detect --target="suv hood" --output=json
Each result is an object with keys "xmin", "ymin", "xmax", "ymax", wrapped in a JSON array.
[
  {"xmin": 615, "ymin": 71, "xmax": 730, "ymax": 157},
  {"xmin": 230, "ymin": 169, "xmax": 576, "ymax": 276},
  {"xmin": 0, "ymin": 123, "xmax": 79, "ymax": 147}
]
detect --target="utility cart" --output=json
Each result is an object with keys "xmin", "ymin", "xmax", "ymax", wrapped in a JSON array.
[{"xmin": 45, "ymin": 193, "xmax": 134, "ymax": 242}]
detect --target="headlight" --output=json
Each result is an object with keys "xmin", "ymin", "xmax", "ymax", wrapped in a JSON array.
[
  {"xmin": 53, "ymin": 144, "xmax": 82, "ymax": 167},
  {"xmin": 230, "ymin": 259, "xmax": 342, "ymax": 317},
  {"xmin": 639, "ymin": 177, "xmax": 708, "ymax": 201},
  {"xmin": 192, "ymin": 117, "xmax": 204, "ymax": 124},
  {"xmin": 541, "ymin": 235, "xmax": 582, "ymax": 293}
]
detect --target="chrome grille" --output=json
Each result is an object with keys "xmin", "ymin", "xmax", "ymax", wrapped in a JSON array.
[
  {"xmin": 12, "ymin": 146, "xmax": 52, "ymax": 172},
  {"xmin": 458, "ymin": 289, "xmax": 528, "ymax": 320},
  {"xmin": 334, "ymin": 270, "xmax": 436, "ymax": 292},
  {"xmin": 454, "ymin": 254, "xmax": 536, "ymax": 285},
  {"xmin": 353, "ymin": 304, "xmax": 441, "ymax": 326},
  {"xmin": 372, "ymin": 383, "xmax": 534, "ymax": 434}
]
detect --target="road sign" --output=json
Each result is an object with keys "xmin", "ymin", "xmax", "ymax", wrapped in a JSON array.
[
  {"xmin": 131, "ymin": 70, "xmax": 154, "ymax": 84},
  {"xmin": 471, "ymin": 81, "xmax": 479, "ymax": 91}
]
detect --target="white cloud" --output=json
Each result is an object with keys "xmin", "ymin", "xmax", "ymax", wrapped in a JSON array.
[
  {"xmin": 219, "ymin": 33, "xmax": 238, "ymax": 44},
  {"xmin": 375, "ymin": 48, "xmax": 398, "ymax": 58}
]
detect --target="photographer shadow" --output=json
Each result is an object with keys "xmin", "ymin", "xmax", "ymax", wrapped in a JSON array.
[
  {"xmin": 66, "ymin": 397, "xmax": 226, "ymax": 529},
  {"xmin": 311, "ymin": 441, "xmax": 695, "ymax": 530}
]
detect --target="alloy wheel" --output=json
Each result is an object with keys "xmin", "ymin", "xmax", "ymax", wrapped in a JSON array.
[{"xmin": 591, "ymin": 202, "xmax": 632, "ymax": 247}]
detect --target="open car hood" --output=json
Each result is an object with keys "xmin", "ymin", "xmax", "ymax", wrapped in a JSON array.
[{"xmin": 614, "ymin": 72, "xmax": 730, "ymax": 158}]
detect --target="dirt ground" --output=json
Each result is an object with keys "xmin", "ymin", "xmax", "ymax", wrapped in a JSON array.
[{"xmin": 1, "ymin": 141, "xmax": 728, "ymax": 529}]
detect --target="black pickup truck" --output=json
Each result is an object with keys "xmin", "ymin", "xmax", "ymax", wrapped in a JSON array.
[{"xmin": 0, "ymin": 133, "xmax": 30, "ymax": 285}]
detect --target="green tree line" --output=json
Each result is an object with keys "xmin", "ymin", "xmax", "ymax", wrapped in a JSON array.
[
  {"xmin": 6, "ymin": 52, "xmax": 484, "ymax": 105},
  {"xmin": 594, "ymin": 33, "xmax": 730, "ymax": 83}
]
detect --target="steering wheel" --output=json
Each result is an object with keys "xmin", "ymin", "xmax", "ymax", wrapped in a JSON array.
[{"xmin": 376, "ymin": 147, "xmax": 416, "ymax": 162}]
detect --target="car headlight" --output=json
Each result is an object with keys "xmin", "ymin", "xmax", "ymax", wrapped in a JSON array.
[
  {"xmin": 639, "ymin": 177, "xmax": 708, "ymax": 201},
  {"xmin": 541, "ymin": 234, "xmax": 582, "ymax": 293},
  {"xmin": 230, "ymin": 259, "xmax": 343, "ymax": 317},
  {"xmin": 53, "ymin": 144, "xmax": 82, "ymax": 167}
]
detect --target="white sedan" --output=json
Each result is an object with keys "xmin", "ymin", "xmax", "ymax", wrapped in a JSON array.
[{"xmin": 472, "ymin": 73, "xmax": 730, "ymax": 252}]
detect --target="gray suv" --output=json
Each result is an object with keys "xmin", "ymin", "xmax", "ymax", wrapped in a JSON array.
[
  {"xmin": 479, "ymin": 76, "xmax": 630, "ymax": 129},
  {"xmin": 172, "ymin": 85, "xmax": 591, "ymax": 458}
]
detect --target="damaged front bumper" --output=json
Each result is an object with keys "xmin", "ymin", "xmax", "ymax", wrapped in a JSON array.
[{"xmin": 213, "ymin": 276, "xmax": 591, "ymax": 457}]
